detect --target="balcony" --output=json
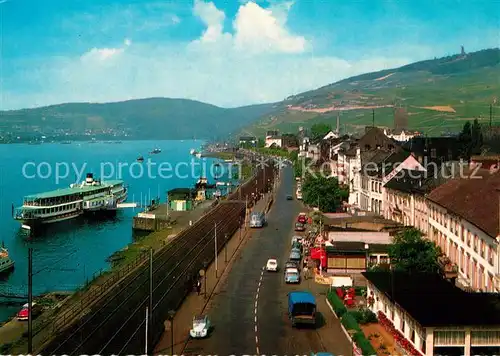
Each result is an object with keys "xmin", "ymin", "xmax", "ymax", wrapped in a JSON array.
[{"xmin": 438, "ymin": 255, "xmax": 458, "ymax": 279}]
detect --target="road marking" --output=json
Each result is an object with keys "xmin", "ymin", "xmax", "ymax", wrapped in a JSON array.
[{"xmin": 255, "ymin": 270, "xmax": 263, "ymax": 355}]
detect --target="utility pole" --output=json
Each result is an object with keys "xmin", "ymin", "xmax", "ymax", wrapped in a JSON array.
[
  {"xmin": 372, "ymin": 109, "xmax": 375, "ymax": 127},
  {"xmin": 28, "ymin": 247, "xmax": 33, "ymax": 354},
  {"xmin": 490, "ymin": 103, "xmax": 493, "ymax": 128},
  {"xmin": 215, "ymin": 222, "xmax": 218, "ymax": 278},
  {"xmin": 148, "ymin": 247, "xmax": 153, "ymax": 347},
  {"xmin": 224, "ymin": 234, "xmax": 228, "ymax": 263},
  {"xmin": 145, "ymin": 307, "xmax": 149, "ymax": 354}
]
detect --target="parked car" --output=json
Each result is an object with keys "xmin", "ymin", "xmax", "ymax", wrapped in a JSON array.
[
  {"xmin": 286, "ymin": 195, "xmax": 293, "ymax": 200},
  {"xmin": 249, "ymin": 212, "xmax": 266, "ymax": 228},
  {"xmin": 189, "ymin": 315, "xmax": 211, "ymax": 338},
  {"xmin": 295, "ymin": 222, "xmax": 305, "ymax": 231},
  {"xmin": 16, "ymin": 302, "xmax": 41, "ymax": 321},
  {"xmin": 284, "ymin": 268, "xmax": 300, "ymax": 284},
  {"xmin": 289, "ymin": 250, "xmax": 301, "ymax": 263},
  {"xmin": 285, "ymin": 261, "xmax": 299, "ymax": 270},
  {"xmin": 266, "ymin": 258, "xmax": 278, "ymax": 272},
  {"xmin": 297, "ymin": 213, "xmax": 307, "ymax": 224}
]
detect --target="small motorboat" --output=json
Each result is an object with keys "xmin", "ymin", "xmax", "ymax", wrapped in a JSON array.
[
  {"xmin": 137, "ymin": 156, "xmax": 144, "ymax": 162},
  {"xmin": 150, "ymin": 148, "xmax": 161, "ymax": 154}
]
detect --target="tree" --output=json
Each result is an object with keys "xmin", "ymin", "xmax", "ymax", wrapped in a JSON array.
[
  {"xmin": 301, "ymin": 173, "xmax": 348, "ymax": 212},
  {"xmin": 310, "ymin": 123, "xmax": 332, "ymax": 141},
  {"xmin": 459, "ymin": 119, "xmax": 483, "ymax": 160},
  {"xmin": 388, "ymin": 228, "xmax": 441, "ymax": 273}
]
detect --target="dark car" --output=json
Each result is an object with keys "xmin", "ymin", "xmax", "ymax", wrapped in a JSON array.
[
  {"xmin": 286, "ymin": 195, "xmax": 293, "ymax": 200},
  {"xmin": 295, "ymin": 222, "xmax": 305, "ymax": 231}
]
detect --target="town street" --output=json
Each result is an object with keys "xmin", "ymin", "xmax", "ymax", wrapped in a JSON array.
[{"xmin": 183, "ymin": 165, "xmax": 352, "ymax": 355}]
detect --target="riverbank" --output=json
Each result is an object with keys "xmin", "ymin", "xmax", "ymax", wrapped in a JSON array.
[{"xmin": 0, "ymin": 292, "xmax": 71, "ymax": 352}]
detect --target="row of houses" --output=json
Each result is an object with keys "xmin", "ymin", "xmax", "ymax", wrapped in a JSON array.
[
  {"xmin": 305, "ymin": 126, "xmax": 499, "ymax": 293},
  {"xmin": 300, "ymin": 127, "xmax": 500, "ymax": 356}
]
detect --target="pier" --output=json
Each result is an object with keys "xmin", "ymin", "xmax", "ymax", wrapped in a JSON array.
[{"xmin": 132, "ymin": 200, "xmax": 215, "ymax": 232}]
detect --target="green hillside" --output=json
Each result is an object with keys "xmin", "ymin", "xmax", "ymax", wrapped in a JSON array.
[
  {"xmin": 0, "ymin": 98, "xmax": 277, "ymax": 141},
  {"xmin": 243, "ymin": 48, "xmax": 500, "ymax": 137}
]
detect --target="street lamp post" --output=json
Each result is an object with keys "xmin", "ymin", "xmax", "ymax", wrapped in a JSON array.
[
  {"xmin": 168, "ymin": 310, "xmax": 175, "ymax": 356},
  {"xmin": 364, "ymin": 243, "xmax": 369, "ymax": 270},
  {"xmin": 203, "ymin": 261, "xmax": 208, "ymax": 298},
  {"xmin": 224, "ymin": 233, "xmax": 228, "ymax": 263}
]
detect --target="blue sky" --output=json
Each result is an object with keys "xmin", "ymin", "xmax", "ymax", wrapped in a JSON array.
[{"xmin": 1, "ymin": 0, "xmax": 498, "ymax": 110}]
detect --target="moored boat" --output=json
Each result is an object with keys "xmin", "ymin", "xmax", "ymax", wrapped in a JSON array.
[
  {"xmin": 14, "ymin": 173, "xmax": 127, "ymax": 230},
  {"xmin": 0, "ymin": 245, "xmax": 15, "ymax": 274},
  {"xmin": 137, "ymin": 155, "xmax": 144, "ymax": 162},
  {"xmin": 150, "ymin": 148, "xmax": 161, "ymax": 154}
]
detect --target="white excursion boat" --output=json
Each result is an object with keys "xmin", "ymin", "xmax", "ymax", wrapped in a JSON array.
[
  {"xmin": 0, "ymin": 246, "xmax": 14, "ymax": 274},
  {"xmin": 14, "ymin": 173, "xmax": 127, "ymax": 230}
]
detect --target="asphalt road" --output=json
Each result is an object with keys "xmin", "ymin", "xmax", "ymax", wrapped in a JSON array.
[{"xmin": 184, "ymin": 166, "xmax": 351, "ymax": 355}]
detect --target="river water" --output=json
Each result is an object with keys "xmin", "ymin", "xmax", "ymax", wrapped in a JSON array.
[{"xmin": 0, "ymin": 140, "xmax": 230, "ymax": 322}]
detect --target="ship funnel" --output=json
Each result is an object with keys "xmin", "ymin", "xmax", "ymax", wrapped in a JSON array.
[{"xmin": 86, "ymin": 173, "xmax": 94, "ymax": 184}]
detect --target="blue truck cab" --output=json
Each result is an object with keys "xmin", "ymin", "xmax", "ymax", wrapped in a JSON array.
[{"xmin": 288, "ymin": 291, "xmax": 316, "ymax": 327}]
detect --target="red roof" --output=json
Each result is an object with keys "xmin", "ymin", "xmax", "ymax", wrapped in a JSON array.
[{"xmin": 427, "ymin": 169, "xmax": 500, "ymax": 238}]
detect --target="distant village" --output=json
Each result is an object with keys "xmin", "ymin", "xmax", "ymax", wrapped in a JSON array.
[{"xmin": 0, "ymin": 128, "xmax": 132, "ymax": 144}]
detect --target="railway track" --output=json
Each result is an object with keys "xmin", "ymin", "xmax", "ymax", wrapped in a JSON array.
[
  {"xmin": 38, "ymin": 201, "xmax": 245, "ymax": 354},
  {"xmin": 34, "ymin": 164, "xmax": 276, "ymax": 354}
]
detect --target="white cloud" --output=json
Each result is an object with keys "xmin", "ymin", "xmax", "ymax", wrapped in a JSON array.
[
  {"xmin": 2, "ymin": 0, "xmax": 424, "ymax": 110},
  {"xmin": 233, "ymin": 1, "xmax": 305, "ymax": 53}
]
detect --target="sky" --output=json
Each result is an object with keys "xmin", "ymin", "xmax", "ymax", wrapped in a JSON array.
[{"xmin": 0, "ymin": 0, "xmax": 499, "ymax": 110}]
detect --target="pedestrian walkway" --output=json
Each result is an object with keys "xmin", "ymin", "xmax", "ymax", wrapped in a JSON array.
[{"xmin": 154, "ymin": 192, "xmax": 274, "ymax": 355}]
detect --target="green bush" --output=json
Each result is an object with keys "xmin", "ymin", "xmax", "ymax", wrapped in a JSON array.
[
  {"xmin": 350, "ymin": 309, "xmax": 378, "ymax": 324},
  {"xmin": 327, "ymin": 290, "xmax": 347, "ymax": 317},
  {"xmin": 353, "ymin": 331, "xmax": 377, "ymax": 356},
  {"xmin": 354, "ymin": 286, "xmax": 367, "ymax": 296},
  {"xmin": 341, "ymin": 312, "xmax": 361, "ymax": 332}
]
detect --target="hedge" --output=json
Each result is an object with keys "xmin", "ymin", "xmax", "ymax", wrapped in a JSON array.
[
  {"xmin": 327, "ymin": 289, "xmax": 347, "ymax": 317},
  {"xmin": 341, "ymin": 312, "xmax": 361, "ymax": 332},
  {"xmin": 353, "ymin": 331, "xmax": 377, "ymax": 355}
]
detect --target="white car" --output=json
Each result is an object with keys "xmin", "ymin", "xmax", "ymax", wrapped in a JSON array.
[
  {"xmin": 189, "ymin": 315, "xmax": 211, "ymax": 338},
  {"xmin": 266, "ymin": 258, "xmax": 278, "ymax": 272}
]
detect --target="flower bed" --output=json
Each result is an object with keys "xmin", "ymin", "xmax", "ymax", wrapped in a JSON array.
[
  {"xmin": 327, "ymin": 290, "xmax": 376, "ymax": 355},
  {"xmin": 377, "ymin": 311, "xmax": 423, "ymax": 356}
]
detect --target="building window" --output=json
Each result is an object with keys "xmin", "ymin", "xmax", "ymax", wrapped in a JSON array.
[
  {"xmin": 430, "ymin": 148, "xmax": 437, "ymax": 158},
  {"xmin": 489, "ymin": 246, "xmax": 495, "ymax": 265},
  {"xmin": 474, "ymin": 235, "xmax": 479, "ymax": 252}
]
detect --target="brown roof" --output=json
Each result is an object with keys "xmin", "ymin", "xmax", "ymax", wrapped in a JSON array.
[
  {"xmin": 427, "ymin": 169, "xmax": 500, "ymax": 238},
  {"xmin": 345, "ymin": 127, "xmax": 400, "ymax": 156}
]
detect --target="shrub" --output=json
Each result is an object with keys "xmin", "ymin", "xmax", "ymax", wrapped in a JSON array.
[
  {"xmin": 353, "ymin": 331, "xmax": 377, "ymax": 356},
  {"xmin": 348, "ymin": 309, "xmax": 377, "ymax": 324},
  {"xmin": 341, "ymin": 312, "xmax": 361, "ymax": 332},
  {"xmin": 327, "ymin": 290, "xmax": 347, "ymax": 317},
  {"xmin": 354, "ymin": 286, "xmax": 367, "ymax": 296}
]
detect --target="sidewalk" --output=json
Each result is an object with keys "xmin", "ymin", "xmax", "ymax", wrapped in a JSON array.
[{"xmin": 154, "ymin": 191, "xmax": 275, "ymax": 355}]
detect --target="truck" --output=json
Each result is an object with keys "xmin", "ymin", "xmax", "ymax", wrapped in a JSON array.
[{"xmin": 288, "ymin": 291, "xmax": 316, "ymax": 326}]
